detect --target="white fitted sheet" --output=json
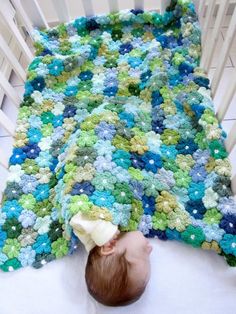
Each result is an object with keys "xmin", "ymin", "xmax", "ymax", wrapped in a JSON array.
[{"xmin": 0, "ymin": 238, "xmax": 236, "ymax": 314}]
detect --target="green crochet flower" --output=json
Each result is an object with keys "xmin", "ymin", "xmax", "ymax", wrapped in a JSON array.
[
  {"xmin": 130, "ymin": 199, "xmax": 144, "ymax": 221},
  {"xmin": 203, "ymin": 208, "xmax": 222, "ymax": 225},
  {"xmin": 2, "ymin": 239, "xmax": 21, "ymax": 259},
  {"xmin": 176, "ymin": 154, "xmax": 195, "ymax": 171},
  {"xmin": 152, "ymin": 212, "xmax": 168, "ymax": 231},
  {"xmin": 77, "ymin": 130, "xmax": 97, "ymax": 147},
  {"xmin": 2, "ymin": 218, "xmax": 23, "ymax": 238},
  {"xmin": 168, "ymin": 207, "xmax": 191, "ymax": 232},
  {"xmin": 163, "ymin": 159, "xmax": 179, "ymax": 172},
  {"xmin": 92, "ymin": 171, "xmax": 116, "ymax": 190},
  {"xmin": 155, "ymin": 191, "xmax": 178, "ymax": 213},
  {"xmin": 33, "ymin": 200, "xmax": 53, "ymax": 217},
  {"xmin": 51, "ymin": 237, "xmax": 69, "ymax": 258},
  {"xmin": 68, "ymin": 194, "xmax": 93, "ymax": 215},
  {"xmin": 112, "ymin": 135, "xmax": 130, "ymax": 151},
  {"xmin": 194, "ymin": 131, "xmax": 208, "ymax": 150},
  {"xmin": 113, "ymin": 183, "xmax": 133, "ymax": 204},
  {"xmin": 19, "ymin": 194, "xmax": 36, "ymax": 210},
  {"xmin": 174, "ymin": 170, "xmax": 191, "ymax": 188},
  {"xmin": 181, "ymin": 225, "xmax": 206, "ymax": 248},
  {"xmin": 128, "ymin": 167, "xmax": 144, "ymax": 181},
  {"xmin": 209, "ymin": 140, "xmax": 228, "ymax": 159},
  {"xmin": 142, "ymin": 175, "xmax": 162, "ymax": 197},
  {"xmin": 161, "ymin": 129, "xmax": 180, "ymax": 145}
]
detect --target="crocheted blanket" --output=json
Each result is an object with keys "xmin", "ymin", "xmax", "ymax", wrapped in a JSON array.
[{"xmin": 1, "ymin": 0, "xmax": 236, "ymax": 272}]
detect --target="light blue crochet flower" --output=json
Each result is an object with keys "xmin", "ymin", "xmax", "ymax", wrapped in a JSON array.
[
  {"xmin": 203, "ymin": 223, "xmax": 225, "ymax": 242},
  {"xmin": 94, "ymin": 140, "xmax": 115, "ymax": 157},
  {"xmin": 110, "ymin": 203, "xmax": 131, "ymax": 226},
  {"xmin": 33, "ymin": 184, "xmax": 50, "ymax": 201},
  {"xmin": 217, "ymin": 197, "xmax": 236, "ymax": 215},
  {"xmin": 35, "ymin": 151, "xmax": 53, "ymax": 167},
  {"xmin": 19, "ymin": 175, "xmax": 38, "ymax": 193},
  {"xmin": 18, "ymin": 246, "xmax": 36, "ymax": 267},
  {"xmin": 204, "ymin": 172, "xmax": 218, "ymax": 189},
  {"xmin": 160, "ymin": 145, "xmax": 178, "ymax": 159},
  {"xmin": 193, "ymin": 149, "xmax": 210, "ymax": 165},
  {"xmin": 90, "ymin": 191, "xmax": 115, "ymax": 209},
  {"xmin": 18, "ymin": 210, "xmax": 36, "ymax": 228},
  {"xmin": 111, "ymin": 166, "xmax": 131, "ymax": 183},
  {"xmin": 138, "ymin": 214, "xmax": 153, "ymax": 235},
  {"xmin": 32, "ymin": 234, "xmax": 51, "ymax": 254},
  {"xmin": 188, "ymin": 182, "xmax": 205, "ymax": 200},
  {"xmin": 0, "ymin": 252, "xmax": 8, "ymax": 265}
]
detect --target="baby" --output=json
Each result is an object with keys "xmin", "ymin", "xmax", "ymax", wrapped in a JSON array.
[{"xmin": 70, "ymin": 211, "xmax": 153, "ymax": 307}]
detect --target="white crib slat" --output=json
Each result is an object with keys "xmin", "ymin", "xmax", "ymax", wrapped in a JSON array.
[
  {"xmin": 159, "ymin": 0, "xmax": 172, "ymax": 14},
  {"xmin": 201, "ymin": 0, "xmax": 230, "ymax": 72},
  {"xmin": 216, "ymin": 70, "xmax": 236, "ymax": 122},
  {"xmin": 82, "ymin": 0, "xmax": 94, "ymax": 17},
  {"xmin": 0, "ymin": 111, "xmax": 15, "ymax": 136},
  {"xmin": 108, "ymin": 0, "xmax": 119, "ymax": 13},
  {"xmin": 134, "ymin": 0, "xmax": 144, "ymax": 10},
  {"xmin": 0, "ymin": 71, "xmax": 21, "ymax": 107},
  {"xmin": 198, "ymin": 0, "xmax": 206, "ymax": 24},
  {"xmin": 0, "ymin": 10, "xmax": 33, "ymax": 62},
  {"xmin": 232, "ymin": 174, "xmax": 236, "ymax": 196},
  {"xmin": 11, "ymin": 0, "xmax": 34, "ymax": 34},
  {"xmin": 211, "ymin": 8, "xmax": 236, "ymax": 96},
  {"xmin": 0, "ymin": 150, "xmax": 9, "ymax": 169},
  {"xmin": 0, "ymin": 34, "xmax": 26, "ymax": 82},
  {"xmin": 225, "ymin": 120, "xmax": 236, "ymax": 153},
  {"xmin": 51, "ymin": 0, "xmax": 70, "ymax": 22},
  {"xmin": 201, "ymin": 0, "xmax": 216, "ymax": 45}
]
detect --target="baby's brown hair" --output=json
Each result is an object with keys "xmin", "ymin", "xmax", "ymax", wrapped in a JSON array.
[{"xmin": 85, "ymin": 245, "xmax": 146, "ymax": 306}]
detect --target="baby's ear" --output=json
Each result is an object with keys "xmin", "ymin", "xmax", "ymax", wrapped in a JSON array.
[{"xmin": 100, "ymin": 239, "xmax": 117, "ymax": 256}]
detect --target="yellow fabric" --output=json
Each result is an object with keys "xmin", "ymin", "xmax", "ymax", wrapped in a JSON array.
[{"xmin": 69, "ymin": 211, "xmax": 118, "ymax": 253}]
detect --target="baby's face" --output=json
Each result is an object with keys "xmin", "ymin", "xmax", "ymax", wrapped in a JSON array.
[{"xmin": 115, "ymin": 231, "xmax": 153, "ymax": 287}]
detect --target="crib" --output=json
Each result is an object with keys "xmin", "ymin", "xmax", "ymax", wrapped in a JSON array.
[
  {"xmin": 1, "ymin": 2, "xmax": 236, "ymax": 314},
  {"xmin": 0, "ymin": 0, "xmax": 235, "ymax": 198}
]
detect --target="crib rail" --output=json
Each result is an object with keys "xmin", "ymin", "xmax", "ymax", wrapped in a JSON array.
[{"xmin": 0, "ymin": 0, "xmax": 236, "ymax": 195}]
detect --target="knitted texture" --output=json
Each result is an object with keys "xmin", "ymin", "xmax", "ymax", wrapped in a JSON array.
[{"xmin": 0, "ymin": 0, "xmax": 236, "ymax": 272}]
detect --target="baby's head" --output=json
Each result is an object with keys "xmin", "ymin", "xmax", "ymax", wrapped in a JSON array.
[{"xmin": 85, "ymin": 230, "xmax": 153, "ymax": 306}]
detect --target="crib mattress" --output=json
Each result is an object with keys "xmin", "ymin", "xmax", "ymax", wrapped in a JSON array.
[{"xmin": 0, "ymin": 239, "xmax": 236, "ymax": 314}]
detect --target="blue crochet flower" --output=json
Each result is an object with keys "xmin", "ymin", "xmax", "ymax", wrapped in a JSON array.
[
  {"xmin": 65, "ymin": 86, "xmax": 78, "ymax": 96},
  {"xmin": 48, "ymin": 59, "xmax": 64, "ymax": 76},
  {"xmin": 142, "ymin": 195, "xmax": 156, "ymax": 215},
  {"xmin": 2, "ymin": 200, "xmax": 23, "ymax": 219},
  {"xmin": 219, "ymin": 214, "xmax": 236, "ymax": 235},
  {"xmin": 30, "ymin": 76, "xmax": 45, "ymax": 92},
  {"xmin": 90, "ymin": 190, "xmax": 115, "ymax": 208},
  {"xmin": 188, "ymin": 182, "xmax": 205, "ymax": 200},
  {"xmin": 186, "ymin": 200, "xmax": 207, "ymax": 219},
  {"xmin": 130, "ymin": 180, "xmax": 144, "ymax": 200},
  {"xmin": 9, "ymin": 148, "xmax": 27, "ymax": 165},
  {"xmin": 52, "ymin": 115, "xmax": 64, "ymax": 127},
  {"xmin": 0, "ymin": 229, "xmax": 7, "ymax": 247},
  {"xmin": 71, "ymin": 181, "xmax": 95, "ymax": 196},
  {"xmin": 166, "ymin": 228, "xmax": 182, "ymax": 241},
  {"xmin": 103, "ymin": 86, "xmax": 118, "ymax": 96},
  {"xmin": 141, "ymin": 151, "xmax": 162, "ymax": 173},
  {"xmin": 112, "ymin": 149, "xmax": 131, "ymax": 169},
  {"xmin": 63, "ymin": 105, "xmax": 77, "ymax": 118},
  {"xmin": 118, "ymin": 112, "xmax": 135, "ymax": 128},
  {"xmin": 34, "ymin": 184, "xmax": 50, "ymax": 202},
  {"xmin": 190, "ymin": 164, "xmax": 207, "ymax": 182},
  {"xmin": 220, "ymin": 234, "xmax": 236, "ymax": 255},
  {"xmin": 160, "ymin": 145, "xmax": 178, "ymax": 159},
  {"xmin": 151, "ymin": 120, "xmax": 165, "ymax": 134},
  {"xmin": 95, "ymin": 121, "xmax": 116, "ymax": 140},
  {"xmin": 119, "ymin": 42, "xmax": 133, "ymax": 54},
  {"xmin": 32, "ymin": 234, "xmax": 51, "ymax": 254},
  {"xmin": 22, "ymin": 144, "xmax": 41, "ymax": 159},
  {"xmin": 79, "ymin": 70, "xmax": 93, "ymax": 80},
  {"xmin": 176, "ymin": 139, "xmax": 198, "ymax": 155},
  {"xmin": 27, "ymin": 128, "xmax": 42, "ymax": 143},
  {"xmin": 128, "ymin": 57, "xmax": 142, "ymax": 68},
  {"xmin": 151, "ymin": 90, "xmax": 164, "ymax": 107}
]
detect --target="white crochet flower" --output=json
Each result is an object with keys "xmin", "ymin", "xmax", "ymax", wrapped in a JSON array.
[{"xmin": 7, "ymin": 165, "xmax": 24, "ymax": 182}]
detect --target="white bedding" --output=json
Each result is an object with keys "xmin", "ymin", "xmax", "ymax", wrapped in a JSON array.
[{"xmin": 0, "ymin": 238, "xmax": 236, "ymax": 314}]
